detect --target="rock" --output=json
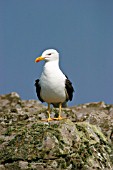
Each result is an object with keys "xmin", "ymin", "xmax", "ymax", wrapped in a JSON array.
[
  {"xmin": 0, "ymin": 93, "xmax": 113, "ymax": 169},
  {"xmin": 0, "ymin": 165, "xmax": 5, "ymax": 170},
  {"xmin": 19, "ymin": 161, "xmax": 28, "ymax": 169}
]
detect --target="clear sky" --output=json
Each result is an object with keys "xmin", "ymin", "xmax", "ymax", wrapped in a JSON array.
[{"xmin": 0, "ymin": 0, "xmax": 113, "ymax": 106}]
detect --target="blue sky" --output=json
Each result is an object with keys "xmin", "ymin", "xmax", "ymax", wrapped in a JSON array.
[{"xmin": 0, "ymin": 0, "xmax": 113, "ymax": 106}]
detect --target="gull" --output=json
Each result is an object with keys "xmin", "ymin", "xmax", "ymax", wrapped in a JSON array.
[{"xmin": 35, "ymin": 49, "xmax": 74, "ymax": 121}]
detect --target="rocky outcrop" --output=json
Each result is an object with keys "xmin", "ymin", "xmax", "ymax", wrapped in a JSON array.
[{"xmin": 0, "ymin": 92, "xmax": 113, "ymax": 170}]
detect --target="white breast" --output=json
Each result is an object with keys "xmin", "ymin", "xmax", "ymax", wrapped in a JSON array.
[{"xmin": 40, "ymin": 61, "xmax": 66, "ymax": 103}]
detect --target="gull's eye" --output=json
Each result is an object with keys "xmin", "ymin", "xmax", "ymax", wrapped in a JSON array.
[{"xmin": 48, "ymin": 53, "xmax": 51, "ymax": 55}]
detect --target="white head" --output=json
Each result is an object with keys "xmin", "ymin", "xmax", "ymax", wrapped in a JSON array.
[{"xmin": 35, "ymin": 49, "xmax": 59, "ymax": 63}]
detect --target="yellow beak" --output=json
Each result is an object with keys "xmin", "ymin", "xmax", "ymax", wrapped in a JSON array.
[{"xmin": 35, "ymin": 56, "xmax": 45, "ymax": 63}]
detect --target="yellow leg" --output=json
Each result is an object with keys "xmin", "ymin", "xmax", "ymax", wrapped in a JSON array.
[
  {"xmin": 58, "ymin": 103, "xmax": 62, "ymax": 120},
  {"xmin": 41, "ymin": 103, "xmax": 53, "ymax": 121},
  {"xmin": 54, "ymin": 103, "xmax": 66, "ymax": 120},
  {"xmin": 47, "ymin": 103, "xmax": 53, "ymax": 121}
]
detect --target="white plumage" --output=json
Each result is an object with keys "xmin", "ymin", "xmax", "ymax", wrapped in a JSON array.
[{"xmin": 35, "ymin": 49, "xmax": 74, "ymax": 121}]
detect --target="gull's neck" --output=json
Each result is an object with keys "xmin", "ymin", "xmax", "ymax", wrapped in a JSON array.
[
  {"xmin": 44, "ymin": 60, "xmax": 59, "ymax": 69},
  {"xmin": 42, "ymin": 60, "xmax": 60, "ymax": 76}
]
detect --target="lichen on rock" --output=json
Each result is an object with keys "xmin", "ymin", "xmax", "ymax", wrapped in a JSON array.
[{"xmin": 0, "ymin": 93, "xmax": 113, "ymax": 169}]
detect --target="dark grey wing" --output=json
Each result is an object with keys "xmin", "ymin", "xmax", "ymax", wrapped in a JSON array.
[
  {"xmin": 65, "ymin": 78, "xmax": 74, "ymax": 101},
  {"xmin": 35, "ymin": 79, "xmax": 44, "ymax": 103}
]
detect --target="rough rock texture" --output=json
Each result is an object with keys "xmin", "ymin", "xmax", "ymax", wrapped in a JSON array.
[{"xmin": 0, "ymin": 92, "xmax": 113, "ymax": 170}]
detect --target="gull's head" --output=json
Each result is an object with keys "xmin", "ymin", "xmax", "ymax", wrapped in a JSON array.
[{"xmin": 35, "ymin": 49, "xmax": 59, "ymax": 63}]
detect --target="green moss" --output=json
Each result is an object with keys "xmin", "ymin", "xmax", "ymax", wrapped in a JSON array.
[
  {"xmin": 0, "ymin": 118, "xmax": 112, "ymax": 169},
  {"xmin": 4, "ymin": 126, "xmax": 14, "ymax": 136},
  {"xmin": 0, "ymin": 138, "xmax": 5, "ymax": 144}
]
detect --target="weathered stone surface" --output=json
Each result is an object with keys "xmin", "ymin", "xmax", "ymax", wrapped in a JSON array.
[{"xmin": 0, "ymin": 92, "xmax": 113, "ymax": 169}]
